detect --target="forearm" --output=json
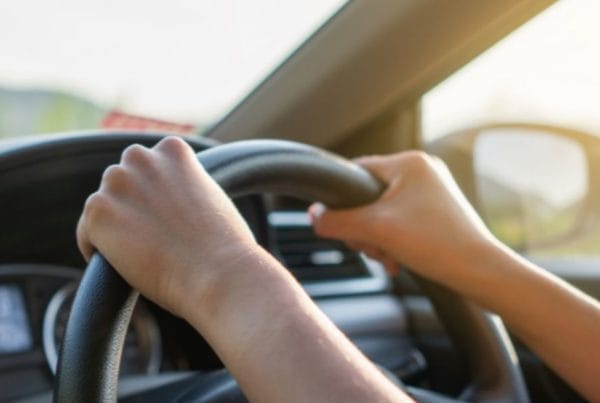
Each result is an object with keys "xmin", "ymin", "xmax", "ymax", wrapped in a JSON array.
[
  {"xmin": 184, "ymin": 247, "xmax": 412, "ymax": 403},
  {"xmin": 310, "ymin": 151, "xmax": 600, "ymax": 400},
  {"xmin": 447, "ymin": 240, "xmax": 600, "ymax": 401}
]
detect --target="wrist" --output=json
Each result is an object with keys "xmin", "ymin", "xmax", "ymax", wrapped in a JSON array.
[
  {"xmin": 179, "ymin": 243, "xmax": 291, "ymax": 332},
  {"xmin": 440, "ymin": 236, "xmax": 529, "ymax": 302},
  {"xmin": 431, "ymin": 235, "xmax": 510, "ymax": 291}
]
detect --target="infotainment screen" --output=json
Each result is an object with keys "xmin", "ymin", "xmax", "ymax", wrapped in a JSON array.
[{"xmin": 0, "ymin": 285, "xmax": 32, "ymax": 353}]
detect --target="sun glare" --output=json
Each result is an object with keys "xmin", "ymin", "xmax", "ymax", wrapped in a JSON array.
[{"xmin": 0, "ymin": 1, "xmax": 345, "ymax": 126}]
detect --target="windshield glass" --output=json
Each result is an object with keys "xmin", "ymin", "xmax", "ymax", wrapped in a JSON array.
[
  {"xmin": 0, "ymin": 1, "xmax": 346, "ymax": 138},
  {"xmin": 422, "ymin": 0, "xmax": 600, "ymax": 142}
]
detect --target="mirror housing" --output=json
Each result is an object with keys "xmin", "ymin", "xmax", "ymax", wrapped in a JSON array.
[{"xmin": 428, "ymin": 123, "xmax": 600, "ymax": 254}]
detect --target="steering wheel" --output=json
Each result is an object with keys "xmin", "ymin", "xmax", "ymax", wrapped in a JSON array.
[{"xmin": 54, "ymin": 139, "xmax": 529, "ymax": 402}]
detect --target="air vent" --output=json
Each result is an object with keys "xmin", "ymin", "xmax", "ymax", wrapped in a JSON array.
[{"xmin": 268, "ymin": 211, "xmax": 389, "ymax": 297}]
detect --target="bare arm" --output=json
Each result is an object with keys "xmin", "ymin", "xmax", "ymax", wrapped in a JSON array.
[
  {"xmin": 310, "ymin": 151, "xmax": 600, "ymax": 401},
  {"xmin": 76, "ymin": 137, "xmax": 412, "ymax": 403},
  {"xmin": 185, "ymin": 247, "xmax": 410, "ymax": 403},
  {"xmin": 460, "ymin": 242, "xmax": 600, "ymax": 400}
]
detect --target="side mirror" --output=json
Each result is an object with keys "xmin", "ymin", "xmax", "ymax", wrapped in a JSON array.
[{"xmin": 427, "ymin": 123, "xmax": 600, "ymax": 255}]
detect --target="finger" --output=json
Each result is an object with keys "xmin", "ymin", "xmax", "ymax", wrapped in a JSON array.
[
  {"xmin": 99, "ymin": 164, "xmax": 131, "ymax": 194},
  {"xmin": 153, "ymin": 136, "xmax": 196, "ymax": 163},
  {"xmin": 153, "ymin": 136, "xmax": 215, "ymax": 186},
  {"xmin": 308, "ymin": 202, "xmax": 374, "ymax": 244},
  {"xmin": 76, "ymin": 213, "xmax": 94, "ymax": 262},
  {"xmin": 356, "ymin": 245, "xmax": 385, "ymax": 260},
  {"xmin": 120, "ymin": 144, "xmax": 156, "ymax": 173},
  {"xmin": 76, "ymin": 191, "xmax": 115, "ymax": 262},
  {"xmin": 362, "ymin": 248, "xmax": 393, "ymax": 267},
  {"xmin": 344, "ymin": 241, "xmax": 387, "ymax": 262},
  {"xmin": 354, "ymin": 151, "xmax": 437, "ymax": 184},
  {"xmin": 346, "ymin": 241, "xmax": 370, "ymax": 252},
  {"xmin": 353, "ymin": 154, "xmax": 405, "ymax": 183},
  {"xmin": 380, "ymin": 256, "xmax": 401, "ymax": 276},
  {"xmin": 351, "ymin": 244, "xmax": 400, "ymax": 276}
]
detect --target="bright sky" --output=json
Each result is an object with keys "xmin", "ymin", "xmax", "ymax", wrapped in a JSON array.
[
  {"xmin": 0, "ymin": 0, "xmax": 345, "ymax": 124},
  {"xmin": 423, "ymin": 0, "xmax": 600, "ymax": 141},
  {"xmin": 3, "ymin": 1, "xmax": 599, "ymax": 134}
]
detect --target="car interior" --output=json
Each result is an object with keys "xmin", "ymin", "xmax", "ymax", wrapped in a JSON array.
[{"xmin": 0, "ymin": 1, "xmax": 598, "ymax": 402}]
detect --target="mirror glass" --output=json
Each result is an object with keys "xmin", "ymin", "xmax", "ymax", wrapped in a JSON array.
[{"xmin": 474, "ymin": 128, "xmax": 588, "ymax": 253}]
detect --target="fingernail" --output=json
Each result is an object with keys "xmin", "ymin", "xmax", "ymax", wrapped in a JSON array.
[{"xmin": 308, "ymin": 202, "xmax": 326, "ymax": 222}]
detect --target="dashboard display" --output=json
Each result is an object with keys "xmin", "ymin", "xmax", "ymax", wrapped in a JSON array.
[
  {"xmin": 43, "ymin": 282, "xmax": 162, "ymax": 375},
  {"xmin": 0, "ymin": 285, "xmax": 32, "ymax": 354}
]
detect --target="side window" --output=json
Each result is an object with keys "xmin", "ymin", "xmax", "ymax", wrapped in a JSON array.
[{"xmin": 422, "ymin": 1, "xmax": 600, "ymax": 259}]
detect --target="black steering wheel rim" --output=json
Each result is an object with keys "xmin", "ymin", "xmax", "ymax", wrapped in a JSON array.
[{"xmin": 54, "ymin": 139, "xmax": 529, "ymax": 402}]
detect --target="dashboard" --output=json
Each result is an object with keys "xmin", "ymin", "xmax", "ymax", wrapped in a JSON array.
[
  {"xmin": 0, "ymin": 265, "xmax": 161, "ymax": 377},
  {"xmin": 0, "ymin": 283, "xmax": 32, "ymax": 355},
  {"xmin": 0, "ymin": 133, "xmax": 417, "ymax": 402},
  {"xmin": 0, "ymin": 261, "xmax": 225, "ymax": 401},
  {"xmin": 0, "ymin": 133, "xmax": 586, "ymax": 403}
]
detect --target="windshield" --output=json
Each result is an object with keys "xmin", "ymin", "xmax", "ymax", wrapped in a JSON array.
[
  {"xmin": 0, "ymin": 1, "xmax": 346, "ymax": 138},
  {"xmin": 422, "ymin": 0, "xmax": 600, "ymax": 142}
]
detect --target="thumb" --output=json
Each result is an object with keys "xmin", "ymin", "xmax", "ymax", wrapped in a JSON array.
[{"xmin": 308, "ymin": 202, "xmax": 373, "ymax": 243}]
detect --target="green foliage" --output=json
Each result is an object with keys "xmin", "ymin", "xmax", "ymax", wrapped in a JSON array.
[
  {"xmin": 0, "ymin": 88, "xmax": 106, "ymax": 138},
  {"xmin": 486, "ymin": 207, "xmax": 600, "ymax": 257}
]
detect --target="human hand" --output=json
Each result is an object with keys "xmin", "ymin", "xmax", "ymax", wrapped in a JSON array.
[
  {"xmin": 310, "ymin": 151, "xmax": 499, "ymax": 286},
  {"xmin": 76, "ymin": 137, "xmax": 259, "ymax": 319}
]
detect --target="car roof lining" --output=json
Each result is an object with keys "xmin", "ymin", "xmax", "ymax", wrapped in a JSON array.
[{"xmin": 206, "ymin": 0, "xmax": 554, "ymax": 148}]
